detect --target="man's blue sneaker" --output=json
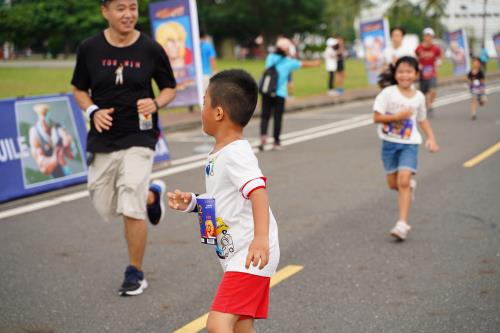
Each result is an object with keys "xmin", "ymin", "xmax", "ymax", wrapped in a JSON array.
[
  {"xmin": 119, "ymin": 265, "xmax": 148, "ymax": 296},
  {"xmin": 147, "ymin": 180, "xmax": 166, "ymax": 226}
]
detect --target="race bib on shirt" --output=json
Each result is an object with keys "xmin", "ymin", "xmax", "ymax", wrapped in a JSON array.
[
  {"xmin": 421, "ymin": 65, "xmax": 434, "ymax": 79},
  {"xmin": 382, "ymin": 113, "xmax": 414, "ymax": 140}
]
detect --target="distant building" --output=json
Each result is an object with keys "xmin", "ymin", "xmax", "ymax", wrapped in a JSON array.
[
  {"xmin": 443, "ymin": 0, "xmax": 500, "ymax": 55},
  {"xmin": 357, "ymin": 0, "xmax": 500, "ymax": 56}
]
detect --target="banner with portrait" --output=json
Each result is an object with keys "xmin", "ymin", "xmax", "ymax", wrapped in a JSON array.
[
  {"xmin": 149, "ymin": 0, "xmax": 203, "ymax": 108},
  {"xmin": 0, "ymin": 94, "xmax": 172, "ymax": 203},
  {"xmin": 494, "ymin": 34, "xmax": 500, "ymax": 67},
  {"xmin": 360, "ymin": 17, "xmax": 390, "ymax": 85},
  {"xmin": 0, "ymin": 94, "xmax": 88, "ymax": 202},
  {"xmin": 447, "ymin": 29, "xmax": 470, "ymax": 76}
]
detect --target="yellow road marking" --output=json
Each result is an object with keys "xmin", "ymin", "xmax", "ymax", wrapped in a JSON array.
[
  {"xmin": 463, "ymin": 142, "xmax": 500, "ymax": 168},
  {"xmin": 269, "ymin": 265, "xmax": 304, "ymax": 287},
  {"xmin": 173, "ymin": 265, "xmax": 304, "ymax": 333}
]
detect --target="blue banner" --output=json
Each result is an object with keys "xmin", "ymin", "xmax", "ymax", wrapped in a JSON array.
[
  {"xmin": 0, "ymin": 94, "xmax": 172, "ymax": 202},
  {"xmin": 154, "ymin": 126, "xmax": 171, "ymax": 164},
  {"xmin": 0, "ymin": 94, "xmax": 88, "ymax": 202},
  {"xmin": 494, "ymin": 34, "xmax": 500, "ymax": 67},
  {"xmin": 447, "ymin": 29, "xmax": 470, "ymax": 76},
  {"xmin": 360, "ymin": 18, "xmax": 390, "ymax": 85},
  {"xmin": 149, "ymin": 0, "xmax": 203, "ymax": 108}
]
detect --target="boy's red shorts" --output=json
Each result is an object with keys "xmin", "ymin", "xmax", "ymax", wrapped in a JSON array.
[{"xmin": 211, "ymin": 271, "xmax": 271, "ymax": 320}]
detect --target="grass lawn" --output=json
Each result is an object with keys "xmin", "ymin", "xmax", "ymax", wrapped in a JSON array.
[{"xmin": 1, "ymin": 59, "xmax": 498, "ymax": 101}]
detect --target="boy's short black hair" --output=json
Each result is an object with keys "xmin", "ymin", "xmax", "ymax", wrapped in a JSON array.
[{"xmin": 208, "ymin": 69, "xmax": 258, "ymax": 127}]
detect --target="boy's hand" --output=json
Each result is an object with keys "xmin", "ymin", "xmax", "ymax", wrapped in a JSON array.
[
  {"xmin": 167, "ymin": 189, "xmax": 192, "ymax": 211},
  {"xmin": 245, "ymin": 236, "xmax": 269, "ymax": 270},
  {"xmin": 425, "ymin": 139, "xmax": 440, "ymax": 153},
  {"xmin": 396, "ymin": 108, "xmax": 412, "ymax": 120}
]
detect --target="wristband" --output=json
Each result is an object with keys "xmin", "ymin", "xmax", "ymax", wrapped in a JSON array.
[
  {"xmin": 86, "ymin": 105, "xmax": 99, "ymax": 119},
  {"xmin": 153, "ymin": 100, "xmax": 160, "ymax": 112},
  {"xmin": 181, "ymin": 193, "xmax": 198, "ymax": 213}
]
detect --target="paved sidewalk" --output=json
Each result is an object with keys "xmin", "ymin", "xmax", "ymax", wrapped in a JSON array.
[{"xmin": 160, "ymin": 71, "xmax": 500, "ymax": 132}]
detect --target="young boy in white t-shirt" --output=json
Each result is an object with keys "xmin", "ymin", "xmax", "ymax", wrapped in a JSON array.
[{"xmin": 167, "ymin": 69, "xmax": 279, "ymax": 333}]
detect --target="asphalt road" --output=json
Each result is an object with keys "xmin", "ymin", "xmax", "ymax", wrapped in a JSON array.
[{"xmin": 1, "ymin": 82, "xmax": 499, "ymax": 333}]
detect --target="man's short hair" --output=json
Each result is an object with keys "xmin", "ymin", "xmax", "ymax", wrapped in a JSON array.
[
  {"xmin": 390, "ymin": 26, "xmax": 406, "ymax": 36},
  {"xmin": 208, "ymin": 69, "xmax": 257, "ymax": 127}
]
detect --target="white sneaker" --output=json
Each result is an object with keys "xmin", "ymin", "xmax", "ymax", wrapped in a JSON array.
[
  {"xmin": 390, "ymin": 221, "xmax": 411, "ymax": 241},
  {"xmin": 410, "ymin": 178, "xmax": 417, "ymax": 201}
]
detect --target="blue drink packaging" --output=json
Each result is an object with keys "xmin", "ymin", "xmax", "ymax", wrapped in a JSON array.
[{"xmin": 196, "ymin": 195, "xmax": 217, "ymax": 245}]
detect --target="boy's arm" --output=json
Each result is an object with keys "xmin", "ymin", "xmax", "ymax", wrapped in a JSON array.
[
  {"xmin": 167, "ymin": 190, "xmax": 198, "ymax": 212},
  {"xmin": 245, "ymin": 188, "xmax": 270, "ymax": 270},
  {"xmin": 418, "ymin": 119, "xmax": 439, "ymax": 152}
]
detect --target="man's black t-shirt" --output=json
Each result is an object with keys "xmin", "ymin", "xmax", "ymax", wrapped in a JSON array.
[{"xmin": 71, "ymin": 32, "xmax": 176, "ymax": 153}]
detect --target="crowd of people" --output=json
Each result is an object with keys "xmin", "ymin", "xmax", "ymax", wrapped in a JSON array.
[{"xmin": 69, "ymin": 1, "xmax": 490, "ymax": 332}]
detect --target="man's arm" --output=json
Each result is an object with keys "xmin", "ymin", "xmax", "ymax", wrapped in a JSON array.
[
  {"xmin": 72, "ymin": 87, "xmax": 94, "ymax": 111},
  {"xmin": 72, "ymin": 86, "xmax": 114, "ymax": 133},
  {"xmin": 137, "ymin": 87, "xmax": 176, "ymax": 115}
]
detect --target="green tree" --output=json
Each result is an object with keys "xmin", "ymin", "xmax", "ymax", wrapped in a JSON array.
[
  {"xmin": 388, "ymin": 0, "xmax": 425, "ymax": 34},
  {"xmin": 387, "ymin": 0, "xmax": 445, "ymax": 37},
  {"xmin": 422, "ymin": 0, "xmax": 448, "ymax": 35},
  {"xmin": 198, "ymin": 0, "xmax": 327, "ymax": 44},
  {"xmin": 0, "ymin": 0, "xmax": 151, "ymax": 57},
  {"xmin": 325, "ymin": 0, "xmax": 372, "ymax": 41}
]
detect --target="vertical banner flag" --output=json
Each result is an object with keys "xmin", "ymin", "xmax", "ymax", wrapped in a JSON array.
[
  {"xmin": 360, "ymin": 17, "xmax": 390, "ymax": 85},
  {"xmin": 494, "ymin": 34, "xmax": 500, "ymax": 67},
  {"xmin": 447, "ymin": 28, "xmax": 470, "ymax": 76},
  {"xmin": 0, "ymin": 94, "xmax": 88, "ymax": 203},
  {"xmin": 149, "ymin": 0, "xmax": 203, "ymax": 108}
]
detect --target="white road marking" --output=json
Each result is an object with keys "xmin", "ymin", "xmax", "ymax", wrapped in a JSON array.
[{"xmin": 1, "ymin": 87, "xmax": 499, "ymax": 220}]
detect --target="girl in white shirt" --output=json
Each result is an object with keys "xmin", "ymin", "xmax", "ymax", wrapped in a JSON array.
[{"xmin": 373, "ymin": 56, "xmax": 439, "ymax": 241}]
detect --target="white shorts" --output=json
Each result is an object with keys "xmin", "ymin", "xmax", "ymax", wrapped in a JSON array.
[{"xmin": 87, "ymin": 147, "xmax": 154, "ymax": 222}]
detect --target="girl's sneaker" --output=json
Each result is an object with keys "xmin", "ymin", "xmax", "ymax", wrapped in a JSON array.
[{"xmin": 390, "ymin": 221, "xmax": 411, "ymax": 241}]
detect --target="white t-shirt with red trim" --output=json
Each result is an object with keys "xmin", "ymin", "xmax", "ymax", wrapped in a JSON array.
[{"xmin": 204, "ymin": 139, "xmax": 279, "ymax": 277}]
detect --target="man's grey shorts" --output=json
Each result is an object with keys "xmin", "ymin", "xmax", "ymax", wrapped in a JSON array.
[
  {"xmin": 87, "ymin": 146, "xmax": 154, "ymax": 222},
  {"xmin": 419, "ymin": 77, "xmax": 437, "ymax": 94}
]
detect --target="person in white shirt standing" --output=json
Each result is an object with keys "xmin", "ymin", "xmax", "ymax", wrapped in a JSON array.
[
  {"xmin": 167, "ymin": 69, "xmax": 279, "ymax": 333},
  {"xmin": 373, "ymin": 56, "xmax": 439, "ymax": 241},
  {"xmin": 324, "ymin": 37, "xmax": 339, "ymax": 96}
]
